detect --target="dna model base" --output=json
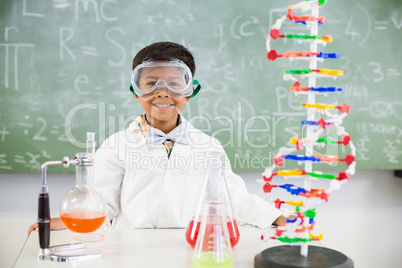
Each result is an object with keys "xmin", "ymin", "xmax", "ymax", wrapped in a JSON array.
[{"xmin": 254, "ymin": 246, "xmax": 353, "ymax": 268}]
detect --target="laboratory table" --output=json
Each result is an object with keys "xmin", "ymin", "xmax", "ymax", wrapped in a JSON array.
[{"xmin": 14, "ymin": 226, "xmax": 301, "ymax": 268}]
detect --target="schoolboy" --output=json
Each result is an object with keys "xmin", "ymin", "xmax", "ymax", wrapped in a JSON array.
[{"xmin": 28, "ymin": 41, "xmax": 285, "ymax": 234}]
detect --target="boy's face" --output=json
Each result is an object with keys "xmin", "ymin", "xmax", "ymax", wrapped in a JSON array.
[{"xmin": 133, "ymin": 66, "xmax": 191, "ymax": 131}]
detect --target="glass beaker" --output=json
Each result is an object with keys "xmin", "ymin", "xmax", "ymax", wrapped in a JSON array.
[
  {"xmin": 192, "ymin": 200, "xmax": 233, "ymax": 268},
  {"xmin": 185, "ymin": 152, "xmax": 240, "ymax": 248},
  {"xmin": 60, "ymin": 152, "xmax": 108, "ymax": 242}
]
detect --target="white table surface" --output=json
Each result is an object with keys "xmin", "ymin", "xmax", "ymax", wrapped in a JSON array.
[{"xmin": 14, "ymin": 226, "xmax": 288, "ymax": 268}]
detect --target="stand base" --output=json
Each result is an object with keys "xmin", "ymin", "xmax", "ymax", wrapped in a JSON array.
[
  {"xmin": 254, "ymin": 245, "xmax": 353, "ymax": 268},
  {"xmin": 38, "ymin": 243, "xmax": 103, "ymax": 262}
]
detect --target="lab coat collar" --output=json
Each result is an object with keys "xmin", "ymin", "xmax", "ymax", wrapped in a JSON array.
[
  {"xmin": 145, "ymin": 119, "xmax": 190, "ymax": 150},
  {"xmin": 127, "ymin": 115, "xmax": 190, "ymax": 151}
]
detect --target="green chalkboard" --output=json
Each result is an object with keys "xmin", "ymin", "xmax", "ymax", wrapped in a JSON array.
[{"xmin": 0, "ymin": 0, "xmax": 401, "ymax": 173}]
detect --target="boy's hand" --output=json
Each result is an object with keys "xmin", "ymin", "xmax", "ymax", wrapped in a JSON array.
[
  {"xmin": 27, "ymin": 218, "xmax": 67, "ymax": 235},
  {"xmin": 273, "ymin": 215, "xmax": 296, "ymax": 226}
]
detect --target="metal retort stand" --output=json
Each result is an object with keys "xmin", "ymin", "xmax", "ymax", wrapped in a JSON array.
[{"xmin": 37, "ymin": 156, "xmax": 103, "ymax": 262}]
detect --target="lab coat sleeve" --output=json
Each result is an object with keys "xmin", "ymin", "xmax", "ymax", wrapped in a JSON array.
[
  {"xmin": 91, "ymin": 135, "xmax": 125, "ymax": 221},
  {"xmin": 223, "ymin": 155, "xmax": 282, "ymax": 229}
]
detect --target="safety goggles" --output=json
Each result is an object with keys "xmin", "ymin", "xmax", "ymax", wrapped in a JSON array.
[{"xmin": 129, "ymin": 59, "xmax": 201, "ymax": 98}]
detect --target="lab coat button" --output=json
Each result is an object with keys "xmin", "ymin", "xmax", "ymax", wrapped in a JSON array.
[{"xmin": 161, "ymin": 212, "xmax": 168, "ymax": 219}]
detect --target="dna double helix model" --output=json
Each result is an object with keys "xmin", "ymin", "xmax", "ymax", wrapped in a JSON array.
[{"xmin": 259, "ymin": 0, "xmax": 356, "ymax": 257}]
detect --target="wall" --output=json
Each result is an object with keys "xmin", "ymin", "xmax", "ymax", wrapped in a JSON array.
[{"xmin": 1, "ymin": 170, "xmax": 401, "ymax": 268}]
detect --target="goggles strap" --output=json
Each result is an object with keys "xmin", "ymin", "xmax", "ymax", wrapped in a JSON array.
[
  {"xmin": 129, "ymin": 84, "xmax": 137, "ymax": 96},
  {"xmin": 190, "ymin": 80, "xmax": 201, "ymax": 98}
]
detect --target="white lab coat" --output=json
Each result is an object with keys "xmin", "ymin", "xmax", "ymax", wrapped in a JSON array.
[{"xmin": 92, "ymin": 116, "xmax": 282, "ymax": 229}]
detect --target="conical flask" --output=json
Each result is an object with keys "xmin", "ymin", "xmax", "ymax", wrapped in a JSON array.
[
  {"xmin": 185, "ymin": 151, "xmax": 240, "ymax": 248},
  {"xmin": 60, "ymin": 133, "xmax": 108, "ymax": 242},
  {"xmin": 192, "ymin": 200, "xmax": 233, "ymax": 268}
]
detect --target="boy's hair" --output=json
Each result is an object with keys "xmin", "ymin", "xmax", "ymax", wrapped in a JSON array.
[{"xmin": 132, "ymin": 42, "xmax": 196, "ymax": 76}]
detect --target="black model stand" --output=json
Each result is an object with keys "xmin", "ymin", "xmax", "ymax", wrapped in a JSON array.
[
  {"xmin": 394, "ymin": 170, "xmax": 402, "ymax": 178},
  {"xmin": 254, "ymin": 246, "xmax": 353, "ymax": 268}
]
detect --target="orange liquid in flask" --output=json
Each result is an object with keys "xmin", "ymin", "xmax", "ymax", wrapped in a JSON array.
[
  {"xmin": 185, "ymin": 216, "xmax": 240, "ymax": 248},
  {"xmin": 61, "ymin": 208, "xmax": 106, "ymax": 233}
]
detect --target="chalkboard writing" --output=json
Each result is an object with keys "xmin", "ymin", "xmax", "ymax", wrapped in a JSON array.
[{"xmin": 0, "ymin": 0, "xmax": 401, "ymax": 172}]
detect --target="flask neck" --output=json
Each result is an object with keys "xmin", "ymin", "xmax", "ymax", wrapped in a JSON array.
[
  {"xmin": 74, "ymin": 152, "xmax": 93, "ymax": 188},
  {"xmin": 204, "ymin": 153, "xmax": 227, "ymax": 200},
  {"xmin": 75, "ymin": 164, "xmax": 89, "ymax": 187},
  {"xmin": 84, "ymin": 132, "xmax": 96, "ymax": 187},
  {"xmin": 86, "ymin": 132, "xmax": 96, "ymax": 156}
]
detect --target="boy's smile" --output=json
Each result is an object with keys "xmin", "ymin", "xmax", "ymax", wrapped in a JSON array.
[
  {"xmin": 153, "ymin": 103, "xmax": 173, "ymax": 108},
  {"xmin": 152, "ymin": 103, "xmax": 174, "ymax": 109}
]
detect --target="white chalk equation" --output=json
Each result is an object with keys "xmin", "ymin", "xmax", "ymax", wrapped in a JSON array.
[
  {"xmin": 0, "ymin": 42, "xmax": 35, "ymax": 90},
  {"xmin": 14, "ymin": 151, "xmax": 51, "ymax": 170},
  {"xmin": 51, "ymin": 0, "xmax": 118, "ymax": 22},
  {"xmin": 358, "ymin": 101, "xmax": 402, "ymax": 120},
  {"xmin": 16, "ymin": 115, "xmax": 68, "ymax": 142},
  {"xmin": 59, "ymin": 26, "xmax": 127, "ymax": 66},
  {"xmin": 340, "ymin": 58, "xmax": 400, "ymax": 83},
  {"xmin": 0, "ymin": 126, "xmax": 10, "ymax": 142},
  {"xmin": 356, "ymin": 123, "xmax": 402, "ymax": 164},
  {"xmin": 374, "ymin": 9, "xmax": 402, "ymax": 30},
  {"xmin": 344, "ymin": 3, "xmax": 401, "ymax": 46}
]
